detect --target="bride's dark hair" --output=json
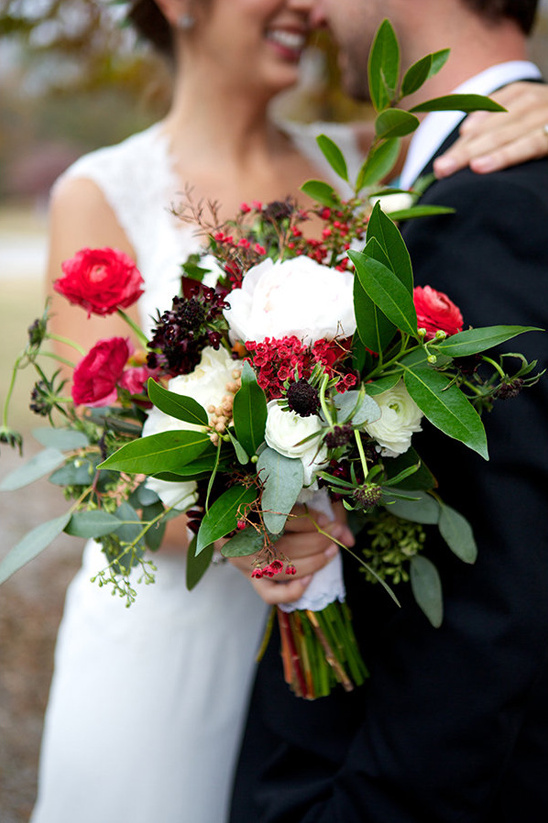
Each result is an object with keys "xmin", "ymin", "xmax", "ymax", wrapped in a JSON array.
[{"xmin": 127, "ymin": 1, "xmax": 174, "ymax": 57}]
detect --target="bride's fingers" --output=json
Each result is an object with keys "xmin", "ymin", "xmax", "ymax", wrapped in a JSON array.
[{"xmin": 251, "ymin": 575, "xmax": 313, "ymax": 605}]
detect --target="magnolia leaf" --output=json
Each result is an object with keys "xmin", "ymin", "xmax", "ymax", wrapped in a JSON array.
[
  {"xmin": 436, "ymin": 325, "xmax": 542, "ymax": 358},
  {"xmin": 98, "ymin": 430, "xmax": 211, "ymax": 474},
  {"xmin": 300, "ymin": 179, "xmax": 339, "ymax": 208},
  {"xmin": 410, "ymin": 93, "xmax": 505, "ymax": 114},
  {"xmin": 375, "ymin": 109, "xmax": 420, "ymax": 140},
  {"xmin": 0, "ymin": 448, "xmax": 66, "ymax": 491},
  {"xmin": 410, "ymin": 555, "xmax": 443, "ymax": 628},
  {"xmin": 383, "ymin": 489, "xmax": 440, "ymax": 523},
  {"xmin": 257, "ymin": 448, "xmax": 304, "ymax": 535},
  {"xmin": 356, "ymin": 138, "xmax": 401, "ymax": 191},
  {"xmin": 0, "ymin": 512, "xmax": 72, "ymax": 585},
  {"xmin": 403, "ymin": 366, "xmax": 488, "ymax": 459},
  {"xmin": 64, "ymin": 510, "xmax": 123, "ymax": 539},
  {"xmin": 196, "ymin": 484, "xmax": 258, "ymax": 554},
  {"xmin": 316, "ymin": 134, "xmax": 348, "ymax": 182},
  {"xmin": 387, "ymin": 205, "xmax": 455, "ymax": 221},
  {"xmin": 147, "ymin": 378, "xmax": 209, "ymax": 426},
  {"xmin": 368, "ymin": 19, "xmax": 400, "ymax": 111},
  {"xmin": 233, "ymin": 361, "xmax": 267, "ymax": 457},
  {"xmin": 32, "ymin": 428, "xmax": 89, "ymax": 451},
  {"xmin": 221, "ymin": 526, "xmax": 265, "ymax": 558},
  {"xmin": 227, "ymin": 430, "xmax": 250, "ymax": 465},
  {"xmin": 352, "ymin": 262, "xmax": 396, "ymax": 354},
  {"xmin": 186, "ymin": 535, "xmax": 214, "ymax": 590},
  {"xmin": 438, "ymin": 504, "xmax": 478, "ymax": 564},
  {"xmin": 350, "ymin": 251, "xmax": 419, "ymax": 339},
  {"xmin": 366, "ymin": 202, "xmax": 413, "ymax": 292},
  {"xmin": 364, "ymin": 374, "xmax": 401, "ymax": 396}
]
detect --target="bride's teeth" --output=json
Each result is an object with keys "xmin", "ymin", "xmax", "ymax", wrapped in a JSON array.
[{"xmin": 267, "ymin": 30, "xmax": 306, "ymax": 51}]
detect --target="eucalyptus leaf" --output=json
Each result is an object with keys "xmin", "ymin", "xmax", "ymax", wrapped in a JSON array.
[
  {"xmin": 410, "ymin": 93, "xmax": 505, "ymax": 114},
  {"xmin": 316, "ymin": 134, "xmax": 348, "ymax": 181},
  {"xmin": 107, "ymin": 501, "xmax": 146, "ymax": 574},
  {"xmin": 221, "ymin": 526, "xmax": 265, "ymax": 558},
  {"xmin": 436, "ymin": 325, "xmax": 542, "ymax": 358},
  {"xmin": 384, "ymin": 448, "xmax": 437, "ymax": 492},
  {"xmin": 233, "ymin": 361, "xmax": 267, "ymax": 457},
  {"xmin": 350, "ymin": 251, "xmax": 419, "ymax": 339},
  {"xmin": 375, "ymin": 109, "xmax": 420, "ymax": 140},
  {"xmin": 196, "ymin": 484, "xmax": 258, "ymax": 554},
  {"xmin": 98, "ymin": 430, "xmax": 211, "ymax": 474},
  {"xmin": 64, "ymin": 510, "xmax": 123, "ymax": 539},
  {"xmin": 383, "ymin": 489, "xmax": 440, "ymax": 523},
  {"xmin": 147, "ymin": 378, "xmax": 209, "ymax": 426},
  {"xmin": 257, "ymin": 448, "xmax": 304, "ymax": 534},
  {"xmin": 0, "ymin": 448, "xmax": 66, "ymax": 492},
  {"xmin": 186, "ymin": 535, "xmax": 214, "ymax": 590},
  {"xmin": 49, "ymin": 458, "xmax": 98, "ymax": 487},
  {"xmin": 368, "ymin": 19, "xmax": 400, "ymax": 111},
  {"xmin": 300, "ymin": 179, "xmax": 339, "ymax": 208},
  {"xmin": 32, "ymin": 428, "xmax": 89, "ymax": 451},
  {"xmin": 410, "ymin": 555, "xmax": 443, "ymax": 627},
  {"xmin": 0, "ymin": 512, "xmax": 72, "ymax": 585},
  {"xmin": 403, "ymin": 366, "xmax": 488, "ymax": 459},
  {"xmin": 334, "ymin": 390, "xmax": 381, "ymax": 426},
  {"xmin": 142, "ymin": 500, "xmax": 166, "ymax": 552},
  {"xmin": 438, "ymin": 504, "xmax": 477, "ymax": 564},
  {"xmin": 356, "ymin": 139, "xmax": 401, "ymax": 191}
]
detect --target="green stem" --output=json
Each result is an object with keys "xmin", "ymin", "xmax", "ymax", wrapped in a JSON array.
[
  {"xmin": 2, "ymin": 356, "xmax": 23, "ymax": 427},
  {"xmin": 117, "ymin": 309, "xmax": 148, "ymax": 347},
  {"xmin": 482, "ymin": 354, "xmax": 507, "ymax": 381},
  {"xmin": 39, "ymin": 351, "xmax": 77, "ymax": 369},
  {"xmin": 354, "ymin": 429, "xmax": 369, "ymax": 482},
  {"xmin": 319, "ymin": 373, "xmax": 333, "ymax": 427},
  {"xmin": 46, "ymin": 333, "xmax": 85, "ymax": 355}
]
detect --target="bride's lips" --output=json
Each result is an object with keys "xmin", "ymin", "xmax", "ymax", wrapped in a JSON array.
[{"xmin": 265, "ymin": 27, "xmax": 308, "ymax": 62}]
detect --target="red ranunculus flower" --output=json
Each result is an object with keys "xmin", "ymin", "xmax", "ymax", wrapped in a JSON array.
[
  {"xmin": 118, "ymin": 366, "xmax": 152, "ymax": 397},
  {"xmin": 54, "ymin": 247, "xmax": 144, "ymax": 317},
  {"xmin": 413, "ymin": 285, "xmax": 463, "ymax": 340},
  {"xmin": 72, "ymin": 337, "xmax": 130, "ymax": 407}
]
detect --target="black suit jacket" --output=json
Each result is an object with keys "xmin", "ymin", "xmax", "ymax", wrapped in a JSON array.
[{"xmin": 230, "ymin": 128, "xmax": 548, "ymax": 823}]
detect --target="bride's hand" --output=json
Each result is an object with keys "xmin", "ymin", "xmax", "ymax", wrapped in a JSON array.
[
  {"xmin": 434, "ymin": 82, "xmax": 548, "ymax": 178},
  {"xmin": 229, "ymin": 503, "xmax": 354, "ymax": 605}
]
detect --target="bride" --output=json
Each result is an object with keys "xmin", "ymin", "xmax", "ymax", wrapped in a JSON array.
[{"xmin": 31, "ymin": 1, "xmax": 548, "ymax": 821}]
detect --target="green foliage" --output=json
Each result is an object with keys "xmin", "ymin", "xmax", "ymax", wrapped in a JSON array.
[
  {"xmin": 232, "ymin": 362, "xmax": 267, "ymax": 457},
  {"xmin": 257, "ymin": 448, "xmax": 304, "ymax": 535}
]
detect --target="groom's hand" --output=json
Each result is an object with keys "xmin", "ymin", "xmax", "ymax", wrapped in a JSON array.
[{"xmin": 229, "ymin": 503, "xmax": 355, "ymax": 605}]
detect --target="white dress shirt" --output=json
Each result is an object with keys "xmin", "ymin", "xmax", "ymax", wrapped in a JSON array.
[{"xmin": 400, "ymin": 60, "xmax": 542, "ymax": 190}]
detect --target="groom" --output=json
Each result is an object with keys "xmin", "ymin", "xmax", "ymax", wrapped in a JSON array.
[{"xmin": 230, "ymin": 1, "xmax": 548, "ymax": 821}]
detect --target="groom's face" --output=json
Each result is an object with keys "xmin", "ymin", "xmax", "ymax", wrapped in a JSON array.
[{"xmin": 310, "ymin": 0, "xmax": 402, "ymax": 101}]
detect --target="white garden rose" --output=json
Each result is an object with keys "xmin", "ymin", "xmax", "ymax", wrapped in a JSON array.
[
  {"xmin": 364, "ymin": 380, "xmax": 423, "ymax": 458},
  {"xmin": 369, "ymin": 192, "xmax": 415, "ymax": 214},
  {"xmin": 141, "ymin": 346, "xmax": 239, "ymax": 512},
  {"xmin": 265, "ymin": 400, "xmax": 328, "ymax": 486},
  {"xmin": 224, "ymin": 257, "xmax": 356, "ymax": 344}
]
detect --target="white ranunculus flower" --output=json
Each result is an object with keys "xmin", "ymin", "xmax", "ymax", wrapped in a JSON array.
[
  {"xmin": 369, "ymin": 192, "xmax": 415, "ymax": 214},
  {"xmin": 141, "ymin": 346, "xmax": 238, "ymax": 512},
  {"xmin": 265, "ymin": 400, "xmax": 328, "ymax": 486},
  {"xmin": 364, "ymin": 380, "xmax": 423, "ymax": 458},
  {"xmin": 224, "ymin": 257, "xmax": 356, "ymax": 345}
]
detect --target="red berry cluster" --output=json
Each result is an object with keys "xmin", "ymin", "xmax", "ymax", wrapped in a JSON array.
[
  {"xmin": 211, "ymin": 230, "xmax": 267, "ymax": 290},
  {"xmin": 251, "ymin": 560, "xmax": 297, "ymax": 579},
  {"xmin": 287, "ymin": 204, "xmax": 369, "ymax": 270}
]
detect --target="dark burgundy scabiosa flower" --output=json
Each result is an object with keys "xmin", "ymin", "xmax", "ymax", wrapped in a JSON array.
[
  {"xmin": 352, "ymin": 483, "xmax": 383, "ymax": 511},
  {"xmin": 263, "ymin": 197, "xmax": 295, "ymax": 222},
  {"xmin": 495, "ymin": 377, "xmax": 524, "ymax": 399},
  {"xmin": 147, "ymin": 285, "xmax": 229, "ymax": 377},
  {"xmin": 324, "ymin": 424, "xmax": 353, "ymax": 449},
  {"xmin": 286, "ymin": 378, "xmax": 320, "ymax": 417}
]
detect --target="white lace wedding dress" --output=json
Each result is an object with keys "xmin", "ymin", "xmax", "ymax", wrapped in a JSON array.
[{"xmin": 31, "ymin": 120, "xmax": 363, "ymax": 823}]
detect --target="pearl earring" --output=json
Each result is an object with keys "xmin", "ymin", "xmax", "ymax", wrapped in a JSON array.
[{"xmin": 177, "ymin": 13, "xmax": 195, "ymax": 30}]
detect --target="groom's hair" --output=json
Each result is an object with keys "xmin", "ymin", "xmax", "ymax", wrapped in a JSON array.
[{"xmin": 460, "ymin": 0, "xmax": 538, "ymax": 34}]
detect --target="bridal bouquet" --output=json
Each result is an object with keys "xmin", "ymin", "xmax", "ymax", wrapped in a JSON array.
[{"xmin": 0, "ymin": 21, "xmax": 542, "ymax": 698}]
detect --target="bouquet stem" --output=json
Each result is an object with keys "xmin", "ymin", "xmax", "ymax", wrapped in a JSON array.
[{"xmin": 277, "ymin": 601, "xmax": 368, "ymax": 700}]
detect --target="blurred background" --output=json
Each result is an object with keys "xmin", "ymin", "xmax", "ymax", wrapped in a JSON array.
[{"xmin": 1, "ymin": 1, "xmax": 548, "ymax": 820}]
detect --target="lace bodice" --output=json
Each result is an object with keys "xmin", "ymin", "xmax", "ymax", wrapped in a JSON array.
[{"xmin": 57, "ymin": 120, "xmax": 363, "ymax": 334}]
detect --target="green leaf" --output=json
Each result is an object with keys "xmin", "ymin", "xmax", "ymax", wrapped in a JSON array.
[
  {"xmin": 402, "ymin": 366, "xmax": 488, "ymax": 459},
  {"xmin": 436, "ymin": 325, "xmax": 542, "ymax": 358},
  {"xmin": 142, "ymin": 501, "xmax": 166, "ymax": 552},
  {"xmin": 196, "ymin": 484, "xmax": 258, "ymax": 554},
  {"xmin": 64, "ymin": 510, "xmax": 124, "ymax": 539},
  {"xmin": 257, "ymin": 448, "xmax": 304, "ymax": 535},
  {"xmin": 98, "ymin": 430, "xmax": 211, "ymax": 474},
  {"xmin": 316, "ymin": 134, "xmax": 348, "ymax": 182},
  {"xmin": 352, "ymin": 272, "xmax": 395, "ymax": 355},
  {"xmin": 350, "ymin": 251, "xmax": 419, "ymax": 338},
  {"xmin": 356, "ymin": 138, "xmax": 401, "ymax": 191},
  {"xmin": 366, "ymin": 202, "xmax": 413, "ymax": 293},
  {"xmin": 0, "ymin": 448, "xmax": 66, "ymax": 491},
  {"xmin": 32, "ymin": 428, "xmax": 89, "ymax": 451},
  {"xmin": 147, "ymin": 378, "xmax": 209, "ymax": 427},
  {"xmin": 375, "ymin": 109, "xmax": 420, "ymax": 140},
  {"xmin": 300, "ymin": 179, "xmax": 339, "ymax": 208},
  {"xmin": 368, "ymin": 19, "xmax": 400, "ymax": 111},
  {"xmin": 108, "ymin": 501, "xmax": 146, "ymax": 574},
  {"xmin": 334, "ymin": 390, "xmax": 380, "ymax": 426},
  {"xmin": 364, "ymin": 374, "xmax": 401, "ymax": 395},
  {"xmin": 186, "ymin": 535, "xmax": 214, "ymax": 590},
  {"xmin": 0, "ymin": 512, "xmax": 72, "ymax": 585},
  {"xmin": 221, "ymin": 526, "xmax": 264, "ymax": 558},
  {"xmin": 438, "ymin": 504, "xmax": 477, "ymax": 564},
  {"xmin": 227, "ymin": 429, "xmax": 250, "ymax": 465},
  {"xmin": 384, "ymin": 448, "xmax": 437, "ymax": 492},
  {"xmin": 386, "ymin": 205, "xmax": 455, "ymax": 221},
  {"xmin": 49, "ymin": 457, "xmax": 99, "ymax": 487},
  {"xmin": 233, "ymin": 361, "xmax": 267, "ymax": 457},
  {"xmin": 410, "ymin": 93, "xmax": 505, "ymax": 114},
  {"xmin": 410, "ymin": 555, "xmax": 443, "ymax": 627},
  {"xmin": 400, "ymin": 49, "xmax": 450, "ymax": 97},
  {"xmin": 383, "ymin": 489, "xmax": 440, "ymax": 523}
]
